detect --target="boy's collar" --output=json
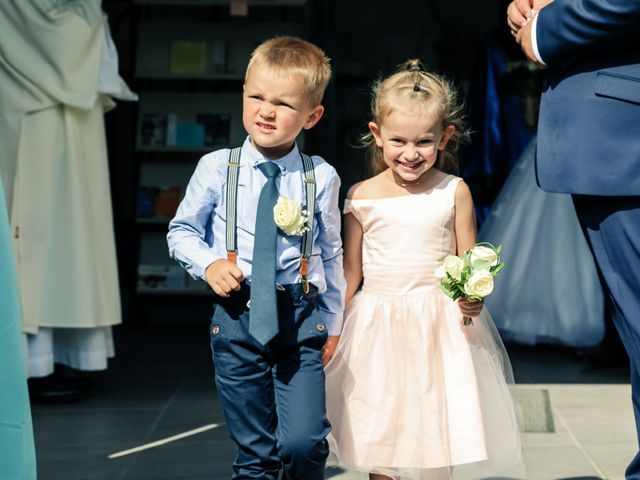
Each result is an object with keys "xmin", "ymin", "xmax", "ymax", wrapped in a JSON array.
[{"xmin": 242, "ymin": 136, "xmax": 303, "ymax": 173}]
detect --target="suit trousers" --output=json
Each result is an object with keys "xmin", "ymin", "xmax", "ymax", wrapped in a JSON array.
[
  {"xmin": 573, "ymin": 195, "xmax": 640, "ymax": 479},
  {"xmin": 210, "ymin": 282, "xmax": 330, "ymax": 480}
]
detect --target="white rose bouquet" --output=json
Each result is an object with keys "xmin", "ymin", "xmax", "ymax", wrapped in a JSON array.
[
  {"xmin": 273, "ymin": 196, "xmax": 310, "ymax": 236},
  {"xmin": 436, "ymin": 243, "xmax": 504, "ymax": 326}
]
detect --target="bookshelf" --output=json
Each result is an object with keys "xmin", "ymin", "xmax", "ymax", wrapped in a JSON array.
[
  {"xmin": 135, "ymin": 21, "xmax": 302, "ymax": 80},
  {"xmin": 132, "ymin": 3, "xmax": 305, "ymax": 298}
]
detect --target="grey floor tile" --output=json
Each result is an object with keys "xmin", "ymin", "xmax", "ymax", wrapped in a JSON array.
[
  {"xmin": 121, "ymin": 440, "xmax": 234, "ymax": 479},
  {"xmin": 33, "ymin": 410, "xmax": 161, "ymax": 447},
  {"xmin": 522, "ymin": 446, "xmax": 602, "ymax": 479},
  {"xmin": 36, "ymin": 443, "xmax": 134, "ymax": 480}
]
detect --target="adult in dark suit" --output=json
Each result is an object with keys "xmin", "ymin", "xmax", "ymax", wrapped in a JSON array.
[{"xmin": 507, "ymin": 0, "xmax": 640, "ymax": 477}]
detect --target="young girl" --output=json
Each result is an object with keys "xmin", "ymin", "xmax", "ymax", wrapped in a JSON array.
[{"xmin": 325, "ymin": 61, "xmax": 525, "ymax": 480}]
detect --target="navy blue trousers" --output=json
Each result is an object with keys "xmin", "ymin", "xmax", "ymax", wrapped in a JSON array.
[
  {"xmin": 210, "ymin": 283, "xmax": 330, "ymax": 480},
  {"xmin": 573, "ymin": 195, "xmax": 640, "ymax": 480}
]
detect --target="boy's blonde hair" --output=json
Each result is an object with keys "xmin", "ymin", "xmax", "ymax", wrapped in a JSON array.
[
  {"xmin": 363, "ymin": 59, "xmax": 469, "ymax": 175},
  {"xmin": 246, "ymin": 36, "xmax": 332, "ymax": 106}
]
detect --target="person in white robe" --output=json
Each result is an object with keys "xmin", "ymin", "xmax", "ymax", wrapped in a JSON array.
[{"xmin": 0, "ymin": 0, "xmax": 137, "ymax": 381}]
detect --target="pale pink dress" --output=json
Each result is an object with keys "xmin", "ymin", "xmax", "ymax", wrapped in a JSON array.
[{"xmin": 325, "ymin": 175, "xmax": 525, "ymax": 480}]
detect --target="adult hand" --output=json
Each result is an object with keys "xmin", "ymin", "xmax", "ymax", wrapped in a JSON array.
[
  {"xmin": 507, "ymin": 0, "xmax": 534, "ymax": 36},
  {"xmin": 507, "ymin": 0, "xmax": 554, "ymax": 36},
  {"xmin": 458, "ymin": 297, "xmax": 484, "ymax": 318},
  {"xmin": 322, "ymin": 335, "xmax": 340, "ymax": 367},
  {"xmin": 205, "ymin": 259, "xmax": 244, "ymax": 297}
]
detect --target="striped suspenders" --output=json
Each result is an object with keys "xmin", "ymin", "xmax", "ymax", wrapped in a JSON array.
[{"xmin": 225, "ymin": 147, "xmax": 316, "ymax": 293}]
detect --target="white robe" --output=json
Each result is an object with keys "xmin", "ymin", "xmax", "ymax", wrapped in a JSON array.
[{"xmin": 0, "ymin": 1, "xmax": 135, "ymax": 373}]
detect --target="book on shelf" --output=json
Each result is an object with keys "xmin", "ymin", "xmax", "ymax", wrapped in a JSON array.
[
  {"xmin": 196, "ymin": 113, "xmax": 231, "ymax": 148},
  {"xmin": 175, "ymin": 122, "xmax": 205, "ymax": 147},
  {"xmin": 139, "ymin": 113, "xmax": 177, "ymax": 147},
  {"xmin": 137, "ymin": 185, "xmax": 182, "ymax": 220},
  {"xmin": 169, "ymin": 40, "xmax": 207, "ymax": 75},
  {"xmin": 139, "ymin": 112, "xmax": 230, "ymax": 149},
  {"xmin": 211, "ymin": 39, "xmax": 229, "ymax": 74},
  {"xmin": 137, "ymin": 265, "xmax": 186, "ymax": 290},
  {"xmin": 230, "ymin": 0, "xmax": 248, "ymax": 16}
]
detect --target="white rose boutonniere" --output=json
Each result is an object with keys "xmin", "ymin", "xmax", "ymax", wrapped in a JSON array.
[
  {"xmin": 273, "ymin": 196, "xmax": 309, "ymax": 236},
  {"xmin": 438, "ymin": 242, "xmax": 504, "ymax": 326}
]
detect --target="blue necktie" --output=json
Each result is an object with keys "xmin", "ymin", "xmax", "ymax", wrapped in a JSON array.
[{"xmin": 249, "ymin": 161, "xmax": 281, "ymax": 345}]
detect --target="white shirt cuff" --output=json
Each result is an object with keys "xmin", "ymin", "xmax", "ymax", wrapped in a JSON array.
[{"xmin": 531, "ymin": 12, "xmax": 546, "ymax": 65}]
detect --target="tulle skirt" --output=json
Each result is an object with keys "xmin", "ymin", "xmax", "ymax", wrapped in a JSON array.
[{"xmin": 325, "ymin": 288, "xmax": 526, "ymax": 480}]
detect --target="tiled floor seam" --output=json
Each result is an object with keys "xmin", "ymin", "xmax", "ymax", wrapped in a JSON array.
[
  {"xmin": 553, "ymin": 404, "xmax": 607, "ymax": 479},
  {"xmin": 117, "ymin": 383, "xmax": 185, "ymax": 480}
]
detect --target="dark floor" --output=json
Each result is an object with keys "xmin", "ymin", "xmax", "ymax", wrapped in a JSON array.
[{"xmin": 31, "ymin": 320, "xmax": 630, "ymax": 480}]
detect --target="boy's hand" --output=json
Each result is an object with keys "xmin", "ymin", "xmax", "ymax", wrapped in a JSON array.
[
  {"xmin": 322, "ymin": 335, "xmax": 340, "ymax": 367},
  {"xmin": 458, "ymin": 297, "xmax": 484, "ymax": 317},
  {"xmin": 205, "ymin": 259, "xmax": 244, "ymax": 297}
]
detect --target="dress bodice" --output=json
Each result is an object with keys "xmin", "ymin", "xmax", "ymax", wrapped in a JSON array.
[{"xmin": 345, "ymin": 175, "xmax": 461, "ymax": 295}]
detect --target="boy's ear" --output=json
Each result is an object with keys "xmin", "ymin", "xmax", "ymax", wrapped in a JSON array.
[
  {"xmin": 368, "ymin": 122, "xmax": 383, "ymax": 147},
  {"xmin": 303, "ymin": 105, "xmax": 325, "ymax": 130},
  {"xmin": 438, "ymin": 125, "xmax": 456, "ymax": 150}
]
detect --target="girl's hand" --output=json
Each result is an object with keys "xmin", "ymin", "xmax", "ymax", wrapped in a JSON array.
[
  {"xmin": 322, "ymin": 335, "xmax": 340, "ymax": 367},
  {"xmin": 458, "ymin": 297, "xmax": 484, "ymax": 318}
]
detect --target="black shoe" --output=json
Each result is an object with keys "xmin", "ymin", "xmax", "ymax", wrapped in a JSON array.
[{"xmin": 28, "ymin": 374, "xmax": 81, "ymax": 404}]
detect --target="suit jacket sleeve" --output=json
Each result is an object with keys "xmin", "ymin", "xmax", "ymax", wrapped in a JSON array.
[{"xmin": 536, "ymin": 0, "xmax": 640, "ymax": 65}]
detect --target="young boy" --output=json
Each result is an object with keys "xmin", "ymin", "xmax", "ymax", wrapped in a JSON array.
[{"xmin": 167, "ymin": 36, "xmax": 345, "ymax": 479}]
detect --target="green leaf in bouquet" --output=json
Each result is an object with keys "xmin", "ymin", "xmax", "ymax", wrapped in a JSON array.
[
  {"xmin": 442, "ymin": 273, "xmax": 465, "ymax": 300},
  {"xmin": 441, "ymin": 283, "xmax": 457, "ymax": 299},
  {"xmin": 460, "ymin": 267, "xmax": 470, "ymax": 284},
  {"xmin": 491, "ymin": 262, "xmax": 505, "ymax": 275}
]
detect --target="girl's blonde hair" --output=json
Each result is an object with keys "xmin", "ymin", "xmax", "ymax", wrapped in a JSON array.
[
  {"xmin": 362, "ymin": 59, "xmax": 468, "ymax": 175},
  {"xmin": 246, "ymin": 36, "xmax": 332, "ymax": 106}
]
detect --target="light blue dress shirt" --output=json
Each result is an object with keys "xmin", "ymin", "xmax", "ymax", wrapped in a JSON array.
[{"xmin": 167, "ymin": 137, "xmax": 346, "ymax": 334}]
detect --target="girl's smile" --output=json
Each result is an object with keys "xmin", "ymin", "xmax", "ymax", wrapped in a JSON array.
[{"xmin": 395, "ymin": 158, "xmax": 426, "ymax": 172}]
